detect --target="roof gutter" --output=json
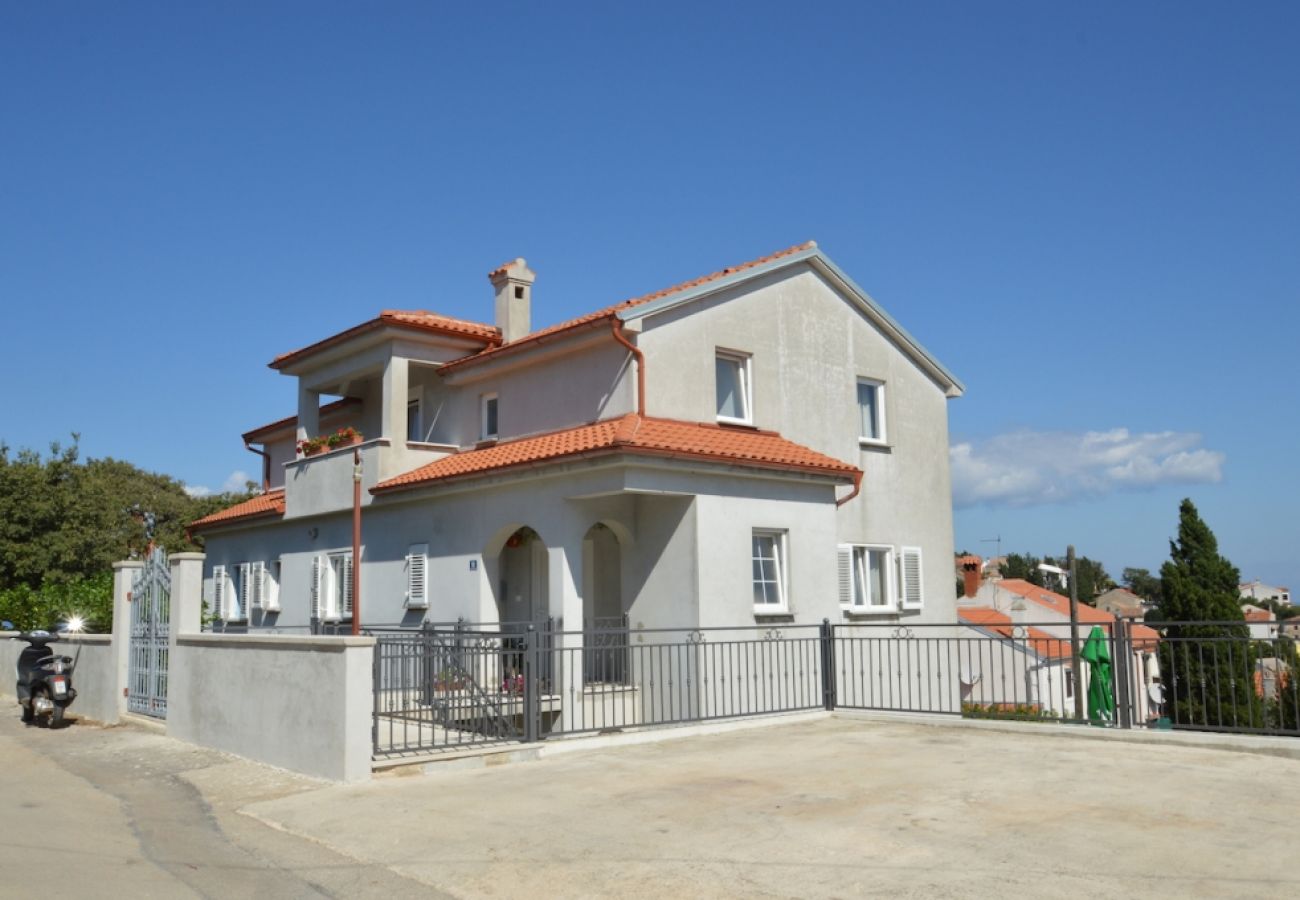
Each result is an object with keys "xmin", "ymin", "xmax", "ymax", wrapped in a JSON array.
[
  {"xmin": 835, "ymin": 469, "xmax": 863, "ymax": 507},
  {"xmin": 244, "ymin": 441, "xmax": 272, "ymax": 493},
  {"xmin": 609, "ymin": 316, "xmax": 646, "ymax": 416}
]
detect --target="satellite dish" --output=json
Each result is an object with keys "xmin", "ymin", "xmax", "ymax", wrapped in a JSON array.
[
  {"xmin": 959, "ymin": 663, "xmax": 982, "ymax": 686},
  {"xmin": 1148, "ymin": 683, "xmax": 1166, "ymax": 705}
]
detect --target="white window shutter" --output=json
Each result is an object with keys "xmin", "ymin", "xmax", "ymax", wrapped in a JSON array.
[
  {"xmin": 837, "ymin": 545, "xmax": 854, "ymax": 607},
  {"xmin": 900, "ymin": 546, "xmax": 924, "ymax": 610},
  {"xmin": 310, "ymin": 556, "xmax": 323, "ymax": 620},
  {"xmin": 265, "ymin": 562, "xmax": 280, "ymax": 612},
  {"xmin": 342, "ymin": 555, "xmax": 354, "ymax": 617},
  {"xmin": 212, "ymin": 565, "xmax": 226, "ymax": 620},
  {"xmin": 236, "ymin": 563, "xmax": 251, "ymax": 620},
  {"xmin": 251, "ymin": 561, "xmax": 265, "ymax": 611},
  {"xmin": 407, "ymin": 543, "xmax": 428, "ymax": 608}
]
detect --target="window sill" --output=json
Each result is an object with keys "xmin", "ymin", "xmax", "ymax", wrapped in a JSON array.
[
  {"xmin": 753, "ymin": 610, "xmax": 794, "ymax": 623},
  {"xmin": 717, "ymin": 416, "xmax": 756, "ymax": 429},
  {"xmin": 858, "ymin": 439, "xmax": 891, "ymax": 452},
  {"xmin": 840, "ymin": 606, "xmax": 898, "ymax": 618}
]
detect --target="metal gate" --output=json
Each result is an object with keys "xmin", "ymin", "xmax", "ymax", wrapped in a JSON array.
[{"xmin": 128, "ymin": 547, "xmax": 170, "ymax": 717}]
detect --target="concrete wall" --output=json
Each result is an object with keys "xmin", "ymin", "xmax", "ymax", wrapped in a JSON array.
[
  {"xmin": 167, "ymin": 634, "xmax": 374, "ymax": 782},
  {"xmin": 0, "ymin": 633, "xmax": 119, "ymax": 724}
]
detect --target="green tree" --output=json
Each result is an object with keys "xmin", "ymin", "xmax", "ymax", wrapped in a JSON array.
[
  {"xmin": 1121, "ymin": 567, "xmax": 1163, "ymax": 607},
  {"xmin": 1042, "ymin": 553, "xmax": 1114, "ymax": 603},
  {"xmin": 1148, "ymin": 499, "xmax": 1252, "ymax": 728},
  {"xmin": 1001, "ymin": 553, "xmax": 1044, "ymax": 585},
  {"xmin": 0, "ymin": 436, "xmax": 254, "ymax": 630}
]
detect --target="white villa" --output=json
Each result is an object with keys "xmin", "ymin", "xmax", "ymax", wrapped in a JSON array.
[{"xmin": 191, "ymin": 242, "xmax": 964, "ymax": 635}]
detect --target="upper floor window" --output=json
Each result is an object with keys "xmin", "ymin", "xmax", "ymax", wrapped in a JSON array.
[
  {"xmin": 716, "ymin": 351, "xmax": 752, "ymax": 424},
  {"xmin": 407, "ymin": 393, "xmax": 422, "ymax": 442},
  {"xmin": 857, "ymin": 378, "xmax": 886, "ymax": 444},
  {"xmin": 752, "ymin": 529, "xmax": 788, "ymax": 611},
  {"xmin": 481, "ymin": 393, "xmax": 499, "ymax": 441}
]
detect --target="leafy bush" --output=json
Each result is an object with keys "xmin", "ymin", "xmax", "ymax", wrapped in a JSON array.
[{"xmin": 0, "ymin": 572, "xmax": 112, "ymax": 632}]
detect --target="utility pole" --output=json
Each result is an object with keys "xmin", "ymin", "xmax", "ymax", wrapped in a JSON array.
[
  {"xmin": 351, "ymin": 447, "xmax": 362, "ymax": 636},
  {"xmin": 1068, "ymin": 545, "xmax": 1084, "ymax": 720}
]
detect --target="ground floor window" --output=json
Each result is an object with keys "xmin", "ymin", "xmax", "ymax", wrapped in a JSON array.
[
  {"xmin": 312, "ymin": 552, "xmax": 353, "ymax": 620},
  {"xmin": 752, "ymin": 530, "xmax": 788, "ymax": 611},
  {"xmin": 838, "ymin": 544, "xmax": 894, "ymax": 611}
]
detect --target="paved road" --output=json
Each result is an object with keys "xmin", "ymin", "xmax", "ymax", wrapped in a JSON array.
[{"xmin": 0, "ymin": 712, "xmax": 444, "ymax": 899}]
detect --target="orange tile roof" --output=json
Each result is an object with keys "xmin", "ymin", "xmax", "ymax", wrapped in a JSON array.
[
  {"xmin": 956, "ymin": 608, "xmax": 1076, "ymax": 658},
  {"xmin": 190, "ymin": 489, "xmax": 286, "ymax": 531},
  {"xmin": 270, "ymin": 311, "xmax": 500, "ymax": 370},
  {"xmin": 438, "ymin": 241, "xmax": 817, "ymax": 373},
  {"xmin": 373, "ymin": 413, "xmax": 858, "ymax": 494},
  {"xmin": 996, "ymin": 580, "xmax": 1161, "ymax": 646},
  {"xmin": 241, "ymin": 397, "xmax": 361, "ymax": 443},
  {"xmin": 958, "ymin": 607, "xmax": 1073, "ymax": 659},
  {"xmin": 1244, "ymin": 608, "xmax": 1276, "ymax": 622}
]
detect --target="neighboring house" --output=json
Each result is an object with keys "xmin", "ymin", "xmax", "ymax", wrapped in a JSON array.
[
  {"xmin": 1241, "ymin": 605, "xmax": 1279, "ymax": 640},
  {"xmin": 1281, "ymin": 619, "xmax": 1300, "ymax": 640},
  {"xmin": 957, "ymin": 606, "xmax": 1079, "ymax": 716},
  {"xmin": 1240, "ymin": 580, "xmax": 1291, "ymax": 607},
  {"xmin": 1095, "ymin": 587, "xmax": 1148, "ymax": 619},
  {"xmin": 191, "ymin": 242, "xmax": 964, "ymax": 638},
  {"xmin": 960, "ymin": 572, "xmax": 1162, "ymax": 722}
]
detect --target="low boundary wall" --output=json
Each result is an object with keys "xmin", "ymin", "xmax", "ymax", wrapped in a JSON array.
[
  {"xmin": 167, "ymin": 633, "xmax": 374, "ymax": 782},
  {"xmin": 1, "ymin": 632, "xmax": 119, "ymax": 724}
]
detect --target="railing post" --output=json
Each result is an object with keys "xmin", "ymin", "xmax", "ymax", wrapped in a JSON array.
[
  {"xmin": 523, "ymin": 624, "xmax": 540, "ymax": 742},
  {"xmin": 820, "ymin": 618, "xmax": 836, "ymax": 711},
  {"xmin": 1113, "ymin": 619, "xmax": 1133, "ymax": 729}
]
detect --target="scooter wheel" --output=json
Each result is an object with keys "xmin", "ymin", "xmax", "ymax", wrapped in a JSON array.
[
  {"xmin": 21, "ymin": 703, "xmax": 34, "ymax": 724},
  {"xmin": 51, "ymin": 704, "xmax": 65, "ymax": 727}
]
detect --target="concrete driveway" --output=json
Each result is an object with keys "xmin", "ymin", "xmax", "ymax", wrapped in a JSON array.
[
  {"xmin": 2, "ymin": 710, "xmax": 1296, "ymax": 898},
  {"xmin": 248, "ymin": 715, "xmax": 1297, "ymax": 898}
]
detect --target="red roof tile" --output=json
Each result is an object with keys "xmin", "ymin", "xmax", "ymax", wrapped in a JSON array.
[
  {"xmin": 958, "ymin": 607, "xmax": 1073, "ymax": 659},
  {"xmin": 373, "ymin": 413, "xmax": 858, "ymax": 494},
  {"xmin": 242, "ymin": 397, "xmax": 361, "ymax": 443},
  {"xmin": 996, "ymin": 580, "xmax": 1161, "ymax": 645},
  {"xmin": 270, "ymin": 311, "xmax": 500, "ymax": 370},
  {"xmin": 190, "ymin": 489, "xmax": 286, "ymax": 531},
  {"xmin": 438, "ymin": 242, "xmax": 817, "ymax": 373}
]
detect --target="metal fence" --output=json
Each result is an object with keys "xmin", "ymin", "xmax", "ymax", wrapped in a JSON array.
[{"xmin": 369, "ymin": 616, "xmax": 1300, "ymax": 759}]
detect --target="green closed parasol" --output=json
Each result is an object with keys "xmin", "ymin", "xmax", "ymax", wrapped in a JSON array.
[{"xmin": 1078, "ymin": 625, "xmax": 1114, "ymax": 725}]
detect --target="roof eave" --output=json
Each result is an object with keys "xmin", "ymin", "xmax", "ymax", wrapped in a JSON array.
[{"xmin": 615, "ymin": 247, "xmax": 965, "ymax": 398}]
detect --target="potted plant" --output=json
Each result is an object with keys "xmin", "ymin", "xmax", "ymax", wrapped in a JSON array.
[{"xmin": 297, "ymin": 427, "xmax": 363, "ymax": 457}]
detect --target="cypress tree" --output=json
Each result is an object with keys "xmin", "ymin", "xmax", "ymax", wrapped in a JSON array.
[{"xmin": 1151, "ymin": 499, "xmax": 1253, "ymax": 728}]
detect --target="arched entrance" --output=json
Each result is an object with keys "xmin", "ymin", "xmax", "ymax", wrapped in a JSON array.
[
  {"xmin": 494, "ymin": 526, "xmax": 549, "ymax": 626},
  {"xmin": 583, "ymin": 522, "xmax": 628, "ymax": 684}
]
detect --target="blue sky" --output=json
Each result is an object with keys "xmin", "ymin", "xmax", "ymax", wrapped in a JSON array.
[{"xmin": 2, "ymin": 2, "xmax": 1296, "ymax": 592}]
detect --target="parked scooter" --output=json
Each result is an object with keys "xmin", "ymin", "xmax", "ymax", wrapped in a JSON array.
[{"xmin": 14, "ymin": 631, "xmax": 78, "ymax": 726}]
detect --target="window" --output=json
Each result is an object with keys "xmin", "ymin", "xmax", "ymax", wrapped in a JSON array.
[
  {"xmin": 716, "ymin": 351, "xmax": 752, "ymax": 424},
  {"xmin": 312, "ymin": 553, "xmax": 353, "ymax": 621},
  {"xmin": 751, "ymin": 530, "xmax": 788, "ymax": 610},
  {"xmin": 251, "ymin": 560, "xmax": 280, "ymax": 613},
  {"xmin": 406, "ymin": 543, "xmax": 428, "ymax": 609},
  {"xmin": 857, "ymin": 378, "xmax": 886, "ymax": 444},
  {"xmin": 211, "ymin": 565, "xmax": 227, "ymax": 621},
  {"xmin": 481, "ymin": 393, "xmax": 499, "ymax": 441},
  {"xmin": 227, "ymin": 563, "xmax": 251, "ymax": 621},
  {"xmin": 838, "ymin": 545, "xmax": 894, "ymax": 611},
  {"xmin": 1064, "ymin": 668, "xmax": 1075, "ymax": 701},
  {"xmin": 407, "ymin": 396, "xmax": 422, "ymax": 442}
]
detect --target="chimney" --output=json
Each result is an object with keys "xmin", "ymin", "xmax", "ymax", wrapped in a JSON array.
[
  {"xmin": 957, "ymin": 555, "xmax": 982, "ymax": 600},
  {"xmin": 488, "ymin": 257, "xmax": 535, "ymax": 344}
]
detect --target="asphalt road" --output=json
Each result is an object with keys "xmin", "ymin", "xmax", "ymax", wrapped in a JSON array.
[{"xmin": 0, "ymin": 711, "xmax": 444, "ymax": 899}]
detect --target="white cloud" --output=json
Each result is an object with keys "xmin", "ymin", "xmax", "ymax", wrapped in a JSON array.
[
  {"xmin": 221, "ymin": 470, "xmax": 253, "ymax": 493},
  {"xmin": 183, "ymin": 470, "xmax": 254, "ymax": 499},
  {"xmin": 951, "ymin": 428, "xmax": 1225, "ymax": 509}
]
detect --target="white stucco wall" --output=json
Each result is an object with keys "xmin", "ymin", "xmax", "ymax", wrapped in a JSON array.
[{"xmin": 635, "ymin": 263, "xmax": 958, "ymax": 626}]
